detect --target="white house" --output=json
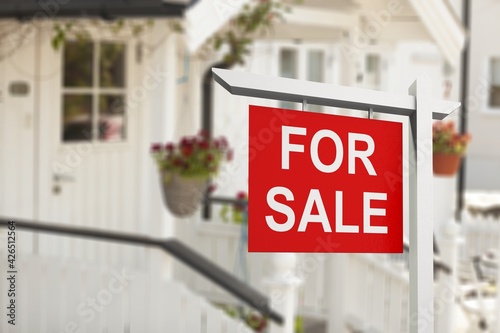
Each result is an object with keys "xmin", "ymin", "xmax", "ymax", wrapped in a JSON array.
[
  {"xmin": 7, "ymin": 0, "xmax": 500, "ymax": 332},
  {"xmin": 462, "ymin": 0, "xmax": 500, "ymax": 190}
]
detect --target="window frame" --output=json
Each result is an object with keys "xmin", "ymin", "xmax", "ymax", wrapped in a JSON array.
[
  {"xmin": 363, "ymin": 52, "xmax": 383, "ymax": 90},
  {"xmin": 272, "ymin": 41, "xmax": 337, "ymax": 111},
  {"xmin": 483, "ymin": 56, "xmax": 500, "ymax": 115},
  {"xmin": 60, "ymin": 37, "xmax": 131, "ymax": 147},
  {"xmin": 358, "ymin": 44, "xmax": 393, "ymax": 92}
]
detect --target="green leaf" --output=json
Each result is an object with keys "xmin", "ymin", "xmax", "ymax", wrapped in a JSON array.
[
  {"xmin": 220, "ymin": 205, "xmax": 230, "ymax": 223},
  {"xmin": 51, "ymin": 30, "xmax": 65, "ymax": 50},
  {"xmin": 51, "ymin": 37, "xmax": 60, "ymax": 50}
]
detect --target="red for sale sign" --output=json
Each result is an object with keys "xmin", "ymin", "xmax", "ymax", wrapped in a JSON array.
[{"xmin": 248, "ymin": 105, "xmax": 403, "ymax": 253}]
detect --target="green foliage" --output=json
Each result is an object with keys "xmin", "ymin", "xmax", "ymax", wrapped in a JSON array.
[
  {"xmin": 294, "ymin": 315, "xmax": 304, "ymax": 333},
  {"xmin": 220, "ymin": 191, "xmax": 247, "ymax": 224},
  {"xmin": 433, "ymin": 121, "xmax": 471, "ymax": 155},
  {"xmin": 219, "ymin": 304, "xmax": 304, "ymax": 333},
  {"xmin": 50, "ymin": 0, "xmax": 300, "ymax": 68},
  {"xmin": 208, "ymin": 0, "xmax": 300, "ymax": 67},
  {"xmin": 51, "ymin": 19, "xmax": 154, "ymax": 50}
]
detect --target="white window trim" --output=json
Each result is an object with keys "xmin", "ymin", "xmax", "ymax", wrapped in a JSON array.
[
  {"xmin": 358, "ymin": 43, "xmax": 396, "ymax": 92},
  {"xmin": 270, "ymin": 41, "xmax": 339, "ymax": 110},
  {"xmin": 481, "ymin": 55, "xmax": 500, "ymax": 115},
  {"xmin": 59, "ymin": 36, "xmax": 134, "ymax": 150},
  {"xmin": 271, "ymin": 41, "xmax": 337, "ymax": 81}
]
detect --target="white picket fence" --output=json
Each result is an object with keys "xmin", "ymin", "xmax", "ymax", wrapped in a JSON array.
[
  {"xmin": 343, "ymin": 254, "xmax": 410, "ymax": 333},
  {"xmin": 0, "ymin": 251, "xmax": 253, "ymax": 333},
  {"xmin": 460, "ymin": 211, "xmax": 500, "ymax": 260},
  {"xmin": 174, "ymin": 219, "xmax": 411, "ymax": 332},
  {"xmin": 173, "ymin": 212, "xmax": 500, "ymax": 332}
]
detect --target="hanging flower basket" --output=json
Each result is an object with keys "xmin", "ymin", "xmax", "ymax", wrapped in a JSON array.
[
  {"xmin": 161, "ymin": 173, "xmax": 208, "ymax": 217},
  {"xmin": 433, "ymin": 153, "xmax": 461, "ymax": 176},
  {"xmin": 433, "ymin": 121, "xmax": 471, "ymax": 177},
  {"xmin": 151, "ymin": 130, "xmax": 232, "ymax": 217}
]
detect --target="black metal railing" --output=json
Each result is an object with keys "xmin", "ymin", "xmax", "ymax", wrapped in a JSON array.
[{"xmin": 0, "ymin": 217, "xmax": 284, "ymax": 325}]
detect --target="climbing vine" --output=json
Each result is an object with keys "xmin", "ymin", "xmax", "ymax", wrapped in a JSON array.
[
  {"xmin": 51, "ymin": 19, "xmax": 155, "ymax": 50},
  {"xmin": 204, "ymin": 0, "xmax": 298, "ymax": 67},
  {"xmin": 49, "ymin": 0, "xmax": 299, "ymax": 66}
]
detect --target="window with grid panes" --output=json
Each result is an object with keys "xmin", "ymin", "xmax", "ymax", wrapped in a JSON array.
[{"xmin": 62, "ymin": 40, "xmax": 127, "ymax": 142}]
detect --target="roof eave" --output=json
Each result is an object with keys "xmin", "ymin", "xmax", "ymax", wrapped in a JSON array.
[{"xmin": 0, "ymin": 1, "xmax": 189, "ymax": 20}]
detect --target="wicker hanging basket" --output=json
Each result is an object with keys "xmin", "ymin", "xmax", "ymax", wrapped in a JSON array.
[{"xmin": 161, "ymin": 173, "xmax": 208, "ymax": 217}]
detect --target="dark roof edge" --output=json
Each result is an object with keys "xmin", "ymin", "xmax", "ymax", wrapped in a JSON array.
[{"xmin": 0, "ymin": 1, "xmax": 189, "ymax": 20}]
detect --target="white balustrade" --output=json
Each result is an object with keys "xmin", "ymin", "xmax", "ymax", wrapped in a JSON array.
[
  {"xmin": 0, "ymin": 251, "xmax": 252, "ymax": 333},
  {"xmin": 435, "ymin": 219, "xmax": 462, "ymax": 333},
  {"xmin": 174, "ymin": 219, "xmax": 412, "ymax": 332},
  {"xmin": 265, "ymin": 253, "xmax": 301, "ymax": 333}
]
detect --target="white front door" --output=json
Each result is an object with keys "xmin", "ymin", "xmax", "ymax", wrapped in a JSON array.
[{"xmin": 33, "ymin": 27, "xmax": 146, "ymax": 267}]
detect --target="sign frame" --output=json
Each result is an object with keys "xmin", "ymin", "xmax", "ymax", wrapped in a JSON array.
[{"xmin": 213, "ymin": 68, "xmax": 460, "ymax": 333}]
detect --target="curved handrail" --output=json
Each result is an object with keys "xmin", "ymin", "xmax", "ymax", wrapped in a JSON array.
[{"xmin": 0, "ymin": 218, "xmax": 284, "ymax": 324}]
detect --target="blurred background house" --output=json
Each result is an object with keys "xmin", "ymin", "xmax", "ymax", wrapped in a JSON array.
[{"xmin": 0, "ymin": 0, "xmax": 500, "ymax": 332}]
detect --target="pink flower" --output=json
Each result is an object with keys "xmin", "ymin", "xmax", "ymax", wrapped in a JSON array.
[
  {"xmin": 150, "ymin": 143, "xmax": 162, "ymax": 152},
  {"xmin": 165, "ymin": 142, "xmax": 175, "ymax": 152},
  {"xmin": 199, "ymin": 141, "xmax": 209, "ymax": 150},
  {"xmin": 237, "ymin": 191, "xmax": 247, "ymax": 200},
  {"xmin": 445, "ymin": 121, "xmax": 454, "ymax": 130},
  {"xmin": 198, "ymin": 129, "xmax": 209, "ymax": 138},
  {"xmin": 180, "ymin": 137, "xmax": 194, "ymax": 147},
  {"xmin": 219, "ymin": 136, "xmax": 228, "ymax": 149},
  {"xmin": 207, "ymin": 183, "xmax": 217, "ymax": 193},
  {"xmin": 226, "ymin": 149, "xmax": 234, "ymax": 161},
  {"xmin": 150, "ymin": 132, "xmax": 232, "ymax": 177}
]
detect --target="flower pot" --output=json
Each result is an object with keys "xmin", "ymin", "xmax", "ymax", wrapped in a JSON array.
[
  {"xmin": 433, "ymin": 153, "xmax": 462, "ymax": 176},
  {"xmin": 161, "ymin": 173, "xmax": 208, "ymax": 217}
]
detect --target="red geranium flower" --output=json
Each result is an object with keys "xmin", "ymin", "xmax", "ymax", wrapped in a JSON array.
[
  {"xmin": 180, "ymin": 137, "xmax": 194, "ymax": 148},
  {"xmin": 151, "ymin": 131, "xmax": 231, "ymax": 178},
  {"xmin": 182, "ymin": 146, "xmax": 193, "ymax": 157},
  {"xmin": 207, "ymin": 183, "xmax": 217, "ymax": 193},
  {"xmin": 150, "ymin": 143, "xmax": 162, "ymax": 152},
  {"xmin": 199, "ymin": 141, "xmax": 210, "ymax": 150},
  {"xmin": 198, "ymin": 129, "xmax": 209, "ymax": 138},
  {"xmin": 165, "ymin": 142, "xmax": 175, "ymax": 152}
]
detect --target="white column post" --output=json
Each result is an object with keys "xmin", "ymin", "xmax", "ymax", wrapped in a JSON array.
[
  {"xmin": 408, "ymin": 76, "xmax": 435, "ymax": 333},
  {"xmin": 496, "ymin": 233, "xmax": 500, "ymax": 333},
  {"xmin": 144, "ymin": 29, "xmax": 178, "ymax": 280},
  {"xmin": 435, "ymin": 219, "xmax": 461, "ymax": 333},
  {"xmin": 265, "ymin": 253, "xmax": 301, "ymax": 333},
  {"xmin": 326, "ymin": 254, "xmax": 348, "ymax": 333},
  {"xmin": 433, "ymin": 176, "xmax": 457, "ymax": 243}
]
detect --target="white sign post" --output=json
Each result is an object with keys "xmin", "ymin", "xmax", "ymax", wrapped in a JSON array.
[
  {"xmin": 212, "ymin": 68, "xmax": 460, "ymax": 333},
  {"xmin": 408, "ymin": 77, "xmax": 435, "ymax": 333}
]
